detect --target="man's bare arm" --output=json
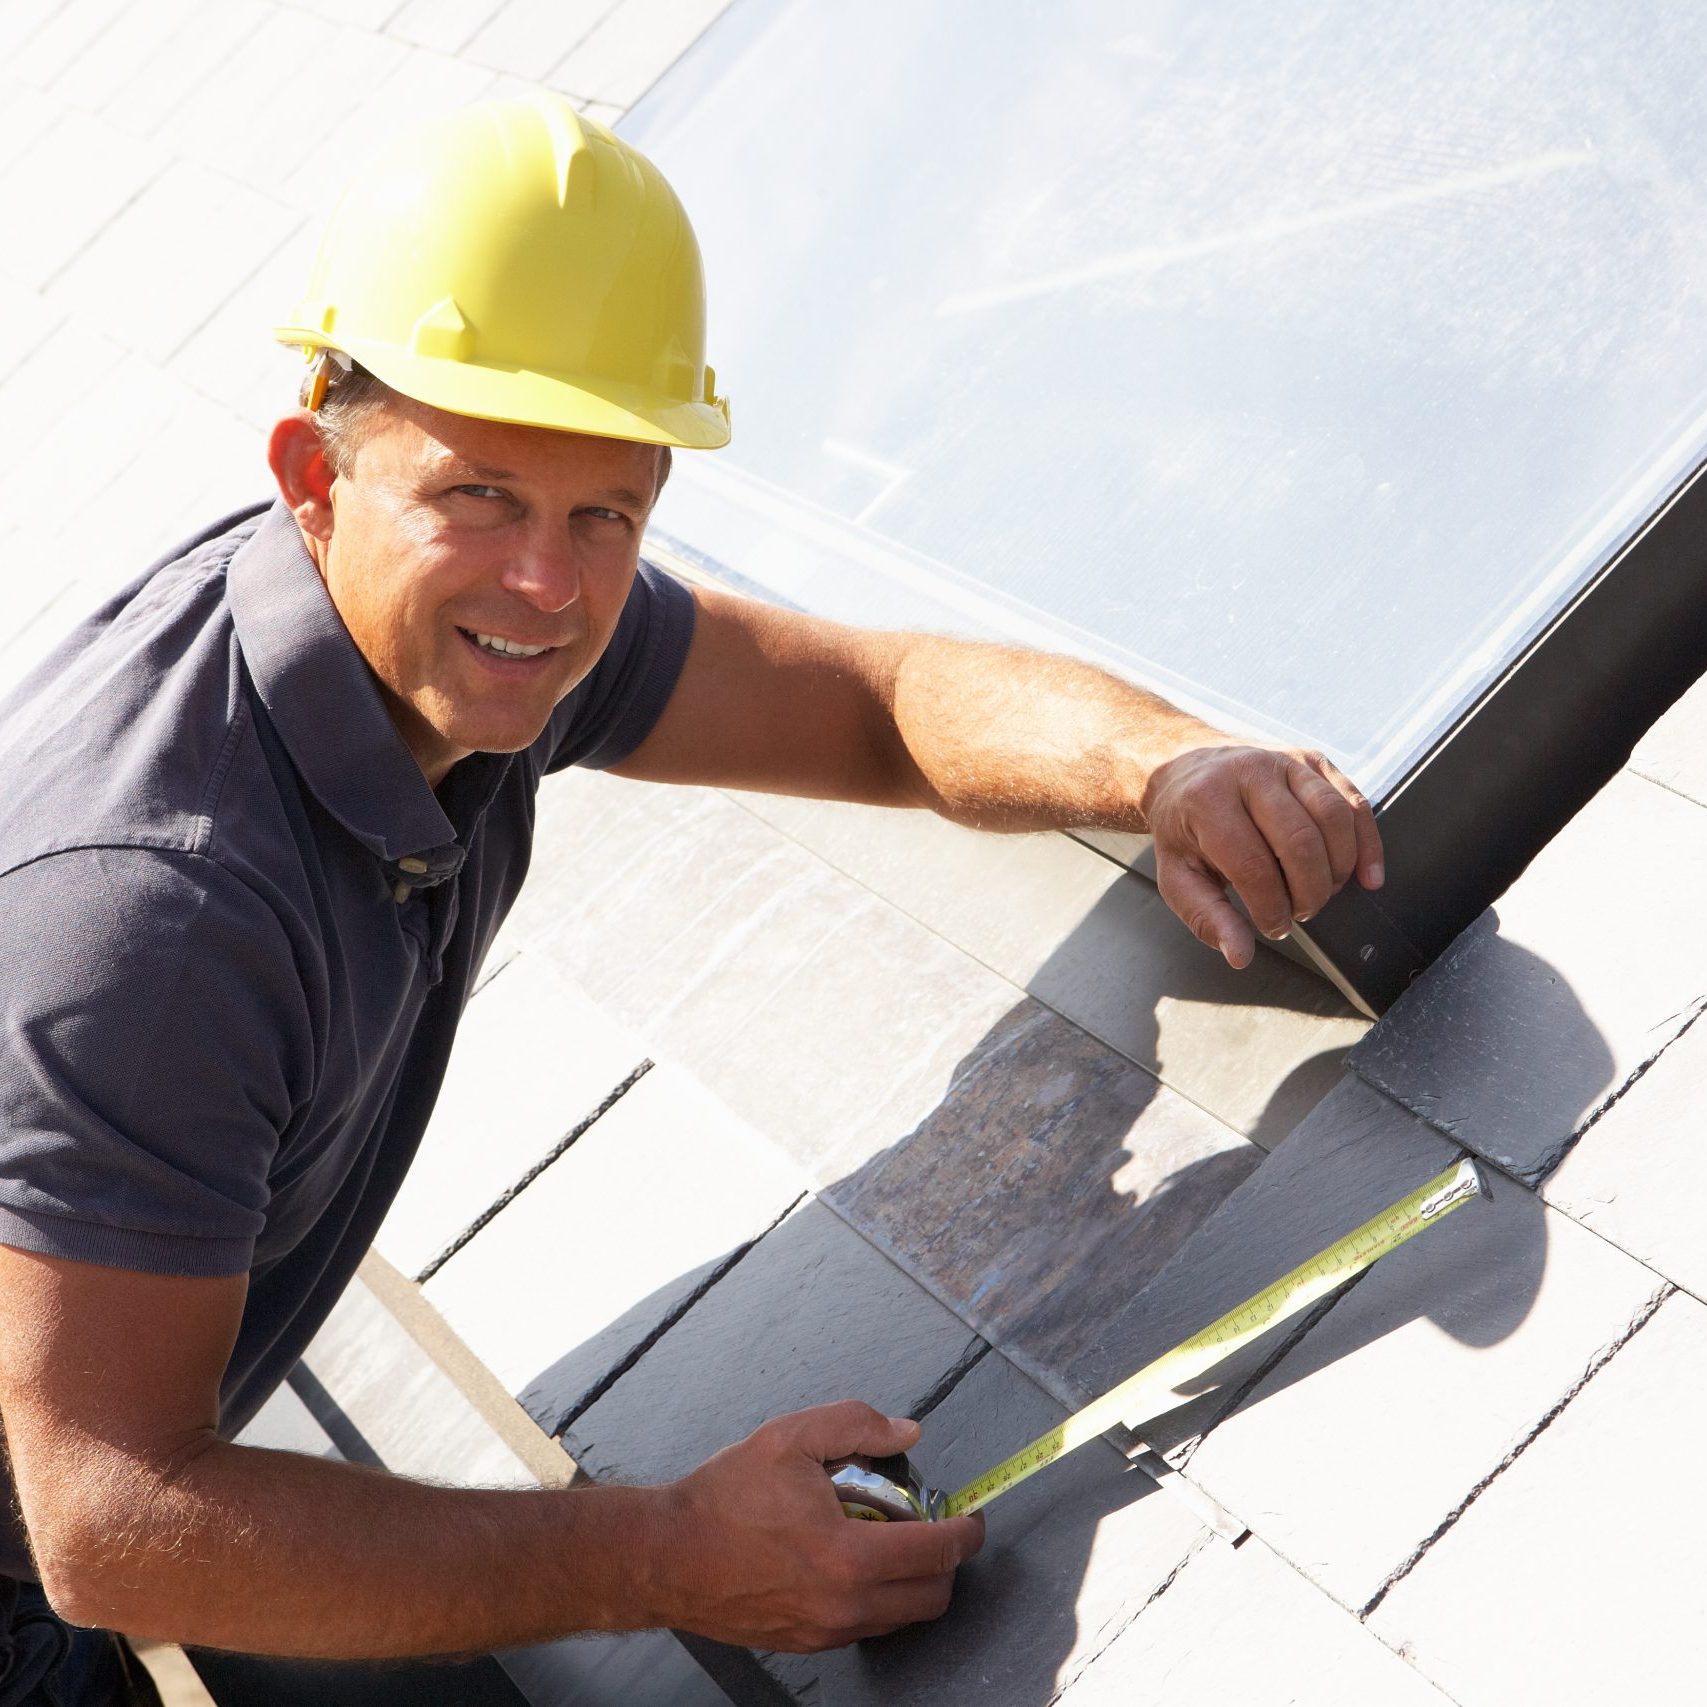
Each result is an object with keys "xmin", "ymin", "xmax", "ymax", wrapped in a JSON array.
[
  {"xmin": 613, "ymin": 585, "xmax": 1383, "ymax": 968},
  {"xmin": 0, "ymin": 1245, "xmax": 980, "ymax": 1658}
]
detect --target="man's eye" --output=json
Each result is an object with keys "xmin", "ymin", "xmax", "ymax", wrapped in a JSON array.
[
  {"xmin": 454, "ymin": 484, "xmax": 507, "ymax": 500},
  {"xmin": 578, "ymin": 507, "xmax": 630, "ymax": 525}
]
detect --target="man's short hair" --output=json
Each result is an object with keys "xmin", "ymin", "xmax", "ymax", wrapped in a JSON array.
[
  {"xmin": 312, "ymin": 362, "xmax": 672, "ymax": 499},
  {"xmin": 313, "ymin": 361, "xmax": 394, "ymax": 479}
]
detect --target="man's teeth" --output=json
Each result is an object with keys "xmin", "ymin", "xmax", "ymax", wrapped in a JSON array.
[{"xmin": 472, "ymin": 631, "xmax": 550, "ymax": 658}]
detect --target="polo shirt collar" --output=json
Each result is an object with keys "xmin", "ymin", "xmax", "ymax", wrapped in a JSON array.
[{"xmin": 227, "ymin": 502, "xmax": 458, "ymax": 864}]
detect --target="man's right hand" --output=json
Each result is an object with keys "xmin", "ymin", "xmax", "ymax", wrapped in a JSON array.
[{"xmin": 652, "ymin": 1401, "xmax": 985, "ymax": 1652}]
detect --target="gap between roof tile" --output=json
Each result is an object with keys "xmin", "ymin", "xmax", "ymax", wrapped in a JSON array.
[{"xmin": 1357, "ymin": 1280, "xmax": 1674, "ymax": 1619}]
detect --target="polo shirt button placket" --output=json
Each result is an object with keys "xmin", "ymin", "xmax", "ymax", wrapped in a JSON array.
[{"xmin": 392, "ymin": 855, "xmax": 430, "ymax": 905}]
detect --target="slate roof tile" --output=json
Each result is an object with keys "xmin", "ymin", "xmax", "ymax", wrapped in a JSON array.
[
  {"xmin": 1368, "ymin": 1287, "xmax": 1697, "ymax": 1706},
  {"xmin": 421, "ymin": 1059, "xmax": 804, "ymax": 1425},
  {"xmin": 1350, "ymin": 768, "xmax": 1707, "ymax": 1183}
]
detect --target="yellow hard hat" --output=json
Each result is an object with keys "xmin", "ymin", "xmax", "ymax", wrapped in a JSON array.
[{"xmin": 274, "ymin": 93, "xmax": 729, "ymax": 450}]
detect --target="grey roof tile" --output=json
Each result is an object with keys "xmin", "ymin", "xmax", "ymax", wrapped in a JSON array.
[
  {"xmin": 93, "ymin": 1, "xmax": 271, "ymax": 139},
  {"xmin": 149, "ymin": 9, "xmax": 409, "ymax": 196},
  {"xmin": 1629, "ymin": 666, "xmax": 1707, "ymax": 808},
  {"xmin": 545, "ymin": 0, "xmax": 736, "ymax": 107},
  {"xmin": 563, "ymin": 1199, "xmax": 984, "ymax": 1485},
  {"xmin": 383, "ymin": 0, "xmax": 508, "ymax": 55},
  {"xmin": 0, "ymin": 107, "xmax": 165, "ymax": 289},
  {"xmin": 375, "ymin": 951, "xmax": 650, "ymax": 1280},
  {"xmin": 420, "ymin": 1059, "xmax": 803, "ymax": 1425},
  {"xmin": 1368, "ymin": 1287, "xmax": 1693, "ymax": 1705},
  {"xmin": 46, "ymin": 159, "xmax": 297, "ymax": 365},
  {"xmin": 1061, "ymin": 1531, "xmax": 1452, "ymax": 1704},
  {"xmin": 461, "ymin": 0, "xmax": 614, "ymax": 81},
  {"xmin": 8, "ymin": 0, "xmax": 128, "ymax": 91},
  {"xmin": 828, "ymin": 998, "xmax": 1261, "ymax": 1401},
  {"xmin": 1349, "ymin": 769, "xmax": 1707, "ymax": 1182},
  {"xmin": 1544, "ymin": 1006, "xmax": 1707, "ymax": 1302}
]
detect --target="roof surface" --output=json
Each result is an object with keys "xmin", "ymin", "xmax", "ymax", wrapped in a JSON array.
[{"xmin": 6, "ymin": 3, "xmax": 1704, "ymax": 1702}]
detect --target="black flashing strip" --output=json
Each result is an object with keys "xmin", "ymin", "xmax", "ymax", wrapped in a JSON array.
[
  {"xmin": 1303, "ymin": 451, "xmax": 1707, "ymax": 1013},
  {"xmin": 413, "ymin": 1059, "xmax": 654, "ymax": 1285}
]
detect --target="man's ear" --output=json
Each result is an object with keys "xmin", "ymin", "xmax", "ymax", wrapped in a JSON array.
[{"xmin": 267, "ymin": 415, "xmax": 336, "ymax": 544}]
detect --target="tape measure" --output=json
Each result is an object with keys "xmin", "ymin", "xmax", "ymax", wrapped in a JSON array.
[{"xmin": 828, "ymin": 1155, "xmax": 1487, "ymax": 1523}]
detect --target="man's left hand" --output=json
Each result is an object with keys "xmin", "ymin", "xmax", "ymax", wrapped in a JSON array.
[{"xmin": 1142, "ymin": 742, "xmax": 1384, "ymax": 969}]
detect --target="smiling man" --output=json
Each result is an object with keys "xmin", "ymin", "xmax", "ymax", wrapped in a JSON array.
[{"xmin": 0, "ymin": 95, "xmax": 1381, "ymax": 1701}]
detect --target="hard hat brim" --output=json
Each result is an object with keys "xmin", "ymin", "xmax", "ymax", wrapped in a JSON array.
[{"xmin": 274, "ymin": 328, "xmax": 731, "ymax": 452}]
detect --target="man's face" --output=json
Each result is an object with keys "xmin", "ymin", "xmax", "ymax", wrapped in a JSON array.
[{"xmin": 316, "ymin": 396, "xmax": 662, "ymax": 785}]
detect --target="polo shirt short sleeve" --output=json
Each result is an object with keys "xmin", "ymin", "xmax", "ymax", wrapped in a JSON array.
[{"xmin": 0, "ymin": 847, "xmax": 306, "ymax": 1278}]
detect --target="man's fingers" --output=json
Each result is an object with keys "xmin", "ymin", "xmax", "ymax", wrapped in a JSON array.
[
  {"xmin": 1158, "ymin": 858, "xmax": 1256, "ymax": 969},
  {"xmin": 775, "ymin": 1401, "xmax": 920, "ymax": 1467},
  {"xmin": 1310, "ymin": 753, "xmax": 1385, "ymax": 888},
  {"xmin": 1244, "ymin": 778, "xmax": 1334, "ymax": 923},
  {"xmin": 1189, "ymin": 807, "xmax": 1294, "ymax": 941},
  {"xmin": 1285, "ymin": 760, "xmax": 1359, "ymax": 891},
  {"xmin": 843, "ymin": 1511, "xmax": 985, "ymax": 1584},
  {"xmin": 833, "ymin": 1573, "xmax": 959, "ymax": 1640}
]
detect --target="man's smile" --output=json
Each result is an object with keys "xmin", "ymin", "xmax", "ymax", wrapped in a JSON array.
[{"xmin": 455, "ymin": 626, "xmax": 563, "ymax": 670}]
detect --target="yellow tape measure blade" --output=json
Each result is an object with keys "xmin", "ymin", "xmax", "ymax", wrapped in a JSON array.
[{"xmin": 942, "ymin": 1156, "xmax": 1485, "ymax": 1520}]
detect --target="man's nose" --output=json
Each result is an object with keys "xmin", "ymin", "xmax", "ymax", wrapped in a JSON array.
[{"xmin": 499, "ymin": 530, "xmax": 582, "ymax": 612}]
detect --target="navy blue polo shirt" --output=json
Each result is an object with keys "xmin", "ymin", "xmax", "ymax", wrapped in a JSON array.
[{"xmin": 0, "ymin": 499, "xmax": 694, "ymax": 1577}]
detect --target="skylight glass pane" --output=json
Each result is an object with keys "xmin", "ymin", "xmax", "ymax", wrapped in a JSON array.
[{"xmin": 627, "ymin": 0, "xmax": 1707, "ymax": 798}]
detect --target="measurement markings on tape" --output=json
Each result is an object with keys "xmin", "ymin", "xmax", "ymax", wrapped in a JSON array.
[{"xmin": 935, "ymin": 1155, "xmax": 1488, "ymax": 1521}]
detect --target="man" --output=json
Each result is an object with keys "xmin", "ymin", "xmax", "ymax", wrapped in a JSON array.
[{"xmin": 0, "ymin": 96, "xmax": 1381, "ymax": 1697}]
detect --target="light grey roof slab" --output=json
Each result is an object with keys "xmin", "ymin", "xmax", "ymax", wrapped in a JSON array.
[
  {"xmin": 762, "ymin": 1352, "xmax": 1207, "ymax": 1706},
  {"xmin": 93, "ymin": 2, "xmax": 271, "ymax": 141},
  {"xmin": 1350, "ymin": 768, "xmax": 1707, "ymax": 1182},
  {"xmin": 9, "ymin": 0, "xmax": 136, "ymax": 89},
  {"xmin": 151, "ymin": 8, "xmax": 407, "ymax": 195},
  {"xmin": 0, "ymin": 1, "xmax": 64, "ymax": 64},
  {"xmin": 376, "ymin": 951, "xmax": 650, "ymax": 1280},
  {"xmin": 563, "ymin": 1199, "xmax": 986, "ymax": 1486},
  {"xmin": 1628, "ymin": 666, "xmax": 1707, "ymax": 808},
  {"xmin": 384, "ymin": 0, "xmax": 506, "ymax": 55},
  {"xmin": 300, "ymin": 1272, "xmax": 540, "ymax": 1492},
  {"xmin": 419, "ymin": 1061, "xmax": 804, "ymax": 1427},
  {"xmin": 277, "ymin": 45, "xmax": 499, "ymax": 219},
  {"xmin": 1062, "ymin": 1531, "xmax": 1451, "ymax": 1706},
  {"xmin": 827, "ymin": 998, "xmax": 1260, "ymax": 1399},
  {"xmin": 46, "ymin": 158, "xmax": 298, "ymax": 364},
  {"xmin": 1185, "ymin": 1112, "xmax": 1667, "ymax": 1611},
  {"xmin": 1066, "ymin": 1076, "xmax": 1459, "ymax": 1456},
  {"xmin": 525, "ymin": 776, "xmax": 1040, "ymax": 1183},
  {"xmin": 234, "ymin": 1381, "xmax": 339, "ymax": 1461},
  {"xmin": 547, "ymin": 0, "xmax": 737, "ymax": 107},
  {"xmin": 718, "ymin": 785, "xmax": 1365, "ymax": 1147},
  {"xmin": 463, "ymin": 0, "xmax": 613, "ymax": 80},
  {"xmin": 1544, "ymin": 1007, "xmax": 1707, "ymax": 1300},
  {"xmin": 1368, "ymin": 1287, "xmax": 1692, "ymax": 1706}
]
